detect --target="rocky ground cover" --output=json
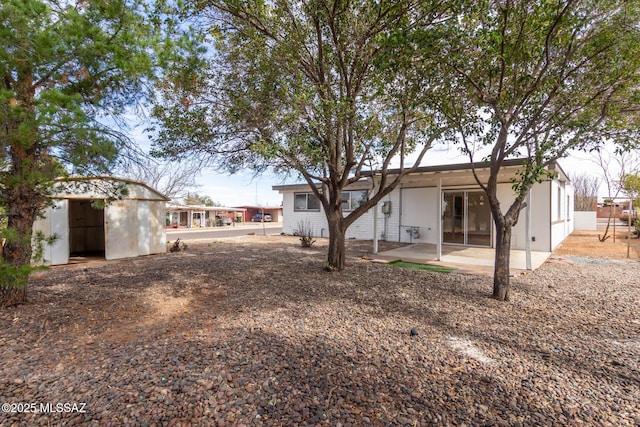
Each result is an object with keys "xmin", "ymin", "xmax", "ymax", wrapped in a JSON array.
[{"xmin": 0, "ymin": 234, "xmax": 638, "ymax": 426}]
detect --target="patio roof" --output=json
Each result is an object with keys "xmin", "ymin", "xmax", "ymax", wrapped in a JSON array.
[{"xmin": 273, "ymin": 159, "xmax": 567, "ymax": 192}]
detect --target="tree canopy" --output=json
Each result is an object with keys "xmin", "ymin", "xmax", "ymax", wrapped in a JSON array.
[
  {"xmin": 151, "ymin": 0, "xmax": 453, "ymax": 270},
  {"xmin": 428, "ymin": 0, "xmax": 640, "ymax": 300},
  {"xmin": 0, "ymin": 0, "xmax": 188, "ymax": 306}
]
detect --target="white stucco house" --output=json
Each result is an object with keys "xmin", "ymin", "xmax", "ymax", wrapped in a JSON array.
[
  {"xmin": 33, "ymin": 177, "xmax": 170, "ymax": 265},
  {"xmin": 273, "ymin": 160, "xmax": 574, "ymax": 255}
]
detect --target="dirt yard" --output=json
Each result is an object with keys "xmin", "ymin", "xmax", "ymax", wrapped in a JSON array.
[
  {"xmin": 0, "ymin": 234, "xmax": 638, "ymax": 426},
  {"xmin": 554, "ymin": 229, "xmax": 640, "ymax": 260}
]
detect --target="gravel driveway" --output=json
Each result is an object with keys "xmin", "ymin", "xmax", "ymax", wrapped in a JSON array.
[{"xmin": 0, "ymin": 235, "xmax": 638, "ymax": 426}]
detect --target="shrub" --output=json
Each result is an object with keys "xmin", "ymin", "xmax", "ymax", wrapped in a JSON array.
[
  {"xmin": 169, "ymin": 239, "xmax": 187, "ymax": 252},
  {"xmin": 295, "ymin": 220, "xmax": 316, "ymax": 248}
]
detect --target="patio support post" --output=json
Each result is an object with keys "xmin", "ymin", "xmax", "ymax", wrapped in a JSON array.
[
  {"xmin": 371, "ymin": 176, "xmax": 379, "ymax": 254},
  {"xmin": 437, "ymin": 177, "xmax": 442, "ymax": 261},
  {"xmin": 373, "ymin": 203, "xmax": 379, "ymax": 254},
  {"xmin": 525, "ymin": 189, "xmax": 532, "ymax": 270}
]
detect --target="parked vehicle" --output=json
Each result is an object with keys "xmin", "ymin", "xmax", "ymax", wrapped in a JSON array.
[
  {"xmin": 215, "ymin": 214, "xmax": 233, "ymax": 226},
  {"xmin": 251, "ymin": 212, "xmax": 272, "ymax": 222}
]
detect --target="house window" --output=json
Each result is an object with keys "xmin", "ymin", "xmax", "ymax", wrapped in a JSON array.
[
  {"xmin": 294, "ymin": 193, "xmax": 321, "ymax": 211},
  {"xmin": 557, "ymin": 186, "xmax": 562, "ymax": 220},
  {"xmin": 341, "ymin": 190, "xmax": 369, "ymax": 211}
]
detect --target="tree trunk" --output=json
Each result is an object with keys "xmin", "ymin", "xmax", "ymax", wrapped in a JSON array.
[
  {"xmin": 1, "ymin": 185, "xmax": 40, "ymax": 307},
  {"xmin": 1, "ymin": 146, "xmax": 44, "ymax": 307},
  {"xmin": 0, "ymin": 67, "xmax": 40, "ymax": 307},
  {"xmin": 493, "ymin": 222, "xmax": 512, "ymax": 301},
  {"xmin": 325, "ymin": 209, "xmax": 346, "ymax": 271}
]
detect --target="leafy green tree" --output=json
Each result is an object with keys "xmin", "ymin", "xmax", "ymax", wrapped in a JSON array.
[
  {"xmin": 431, "ymin": 0, "xmax": 640, "ymax": 300},
  {"xmin": 622, "ymin": 173, "xmax": 640, "ymax": 221},
  {"xmin": 184, "ymin": 193, "xmax": 219, "ymax": 206},
  {"xmin": 622, "ymin": 173, "xmax": 640, "ymax": 199},
  {"xmin": 0, "ymin": 0, "xmax": 183, "ymax": 307},
  {"xmin": 151, "ymin": 0, "xmax": 451, "ymax": 271}
]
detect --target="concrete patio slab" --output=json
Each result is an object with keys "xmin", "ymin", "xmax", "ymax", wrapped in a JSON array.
[{"xmin": 369, "ymin": 243, "xmax": 551, "ymax": 276}]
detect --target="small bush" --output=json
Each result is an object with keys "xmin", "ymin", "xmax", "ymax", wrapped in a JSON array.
[
  {"xmin": 169, "ymin": 239, "xmax": 187, "ymax": 252},
  {"xmin": 295, "ymin": 220, "xmax": 316, "ymax": 248}
]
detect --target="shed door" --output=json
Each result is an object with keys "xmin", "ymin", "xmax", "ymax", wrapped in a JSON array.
[
  {"xmin": 104, "ymin": 200, "xmax": 138, "ymax": 260},
  {"xmin": 39, "ymin": 199, "xmax": 70, "ymax": 265},
  {"xmin": 69, "ymin": 199, "xmax": 105, "ymax": 256}
]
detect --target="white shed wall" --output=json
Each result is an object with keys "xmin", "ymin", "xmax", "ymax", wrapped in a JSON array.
[{"xmin": 139, "ymin": 201, "xmax": 167, "ymax": 256}]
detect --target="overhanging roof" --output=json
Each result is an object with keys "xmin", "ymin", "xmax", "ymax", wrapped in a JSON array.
[{"xmin": 273, "ymin": 159, "xmax": 562, "ymax": 192}]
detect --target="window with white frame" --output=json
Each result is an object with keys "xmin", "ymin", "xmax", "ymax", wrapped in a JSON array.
[
  {"xmin": 341, "ymin": 190, "xmax": 368, "ymax": 211},
  {"xmin": 294, "ymin": 192, "xmax": 321, "ymax": 211},
  {"xmin": 557, "ymin": 186, "xmax": 562, "ymax": 220}
]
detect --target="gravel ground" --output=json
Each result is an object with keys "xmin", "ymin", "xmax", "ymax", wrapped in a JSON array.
[{"xmin": 0, "ymin": 235, "xmax": 638, "ymax": 426}]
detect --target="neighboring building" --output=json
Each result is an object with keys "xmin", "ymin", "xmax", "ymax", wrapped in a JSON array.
[
  {"xmin": 33, "ymin": 177, "xmax": 169, "ymax": 265},
  {"xmin": 165, "ymin": 204, "xmax": 247, "ymax": 227},
  {"xmin": 273, "ymin": 160, "xmax": 574, "ymax": 253},
  {"xmin": 596, "ymin": 200, "xmax": 633, "ymax": 218},
  {"xmin": 234, "ymin": 206, "xmax": 283, "ymax": 223}
]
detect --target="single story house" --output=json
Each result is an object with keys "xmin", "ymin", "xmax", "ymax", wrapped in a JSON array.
[
  {"xmin": 33, "ymin": 177, "xmax": 169, "ymax": 265},
  {"xmin": 273, "ymin": 160, "xmax": 574, "ymax": 255},
  {"xmin": 165, "ymin": 204, "xmax": 247, "ymax": 227}
]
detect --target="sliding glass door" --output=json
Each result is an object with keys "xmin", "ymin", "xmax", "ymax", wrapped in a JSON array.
[{"xmin": 443, "ymin": 191, "xmax": 492, "ymax": 246}]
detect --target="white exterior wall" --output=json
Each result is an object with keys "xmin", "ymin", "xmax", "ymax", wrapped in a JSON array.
[
  {"xmin": 550, "ymin": 179, "xmax": 574, "ymax": 250},
  {"xmin": 281, "ymin": 190, "xmax": 400, "ymax": 241},
  {"xmin": 281, "ymin": 192, "xmax": 329, "ymax": 237},
  {"xmin": 497, "ymin": 177, "xmax": 573, "ymax": 252},
  {"xmin": 574, "ymin": 211, "xmax": 597, "ymax": 230},
  {"xmin": 497, "ymin": 181, "xmax": 554, "ymax": 252},
  {"xmin": 400, "ymin": 187, "xmax": 439, "ymax": 243},
  {"xmin": 279, "ymin": 175, "xmax": 573, "ymax": 252},
  {"xmin": 350, "ymin": 191, "xmax": 400, "ymax": 242}
]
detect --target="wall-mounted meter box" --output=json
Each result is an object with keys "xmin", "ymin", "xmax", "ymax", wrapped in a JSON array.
[{"xmin": 381, "ymin": 201, "xmax": 392, "ymax": 214}]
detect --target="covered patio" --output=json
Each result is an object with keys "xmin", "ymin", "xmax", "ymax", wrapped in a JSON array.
[{"xmin": 369, "ymin": 243, "xmax": 551, "ymax": 276}]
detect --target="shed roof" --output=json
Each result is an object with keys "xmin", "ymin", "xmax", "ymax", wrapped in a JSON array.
[{"xmin": 51, "ymin": 176, "xmax": 170, "ymax": 202}]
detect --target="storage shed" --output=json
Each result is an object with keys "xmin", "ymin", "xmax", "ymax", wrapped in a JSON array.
[{"xmin": 33, "ymin": 177, "xmax": 170, "ymax": 265}]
